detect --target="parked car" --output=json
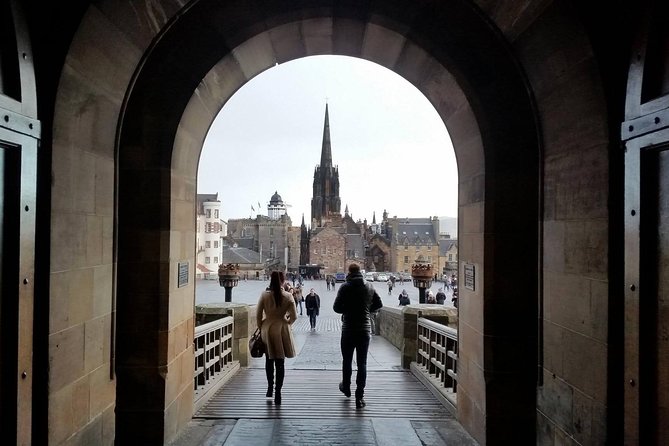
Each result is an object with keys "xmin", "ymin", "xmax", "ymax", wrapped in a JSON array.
[
  {"xmin": 364, "ymin": 272, "xmax": 376, "ymax": 282},
  {"xmin": 376, "ymin": 273, "xmax": 388, "ymax": 282},
  {"xmin": 335, "ymin": 272, "xmax": 346, "ymax": 282}
]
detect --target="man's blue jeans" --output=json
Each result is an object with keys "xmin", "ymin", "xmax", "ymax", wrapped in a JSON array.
[{"xmin": 340, "ymin": 330, "xmax": 371, "ymax": 398}]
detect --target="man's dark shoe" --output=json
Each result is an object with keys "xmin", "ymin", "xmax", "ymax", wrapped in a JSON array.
[
  {"xmin": 338, "ymin": 382, "xmax": 351, "ymax": 398},
  {"xmin": 266, "ymin": 387, "xmax": 273, "ymax": 398},
  {"xmin": 355, "ymin": 397, "xmax": 366, "ymax": 409},
  {"xmin": 274, "ymin": 392, "xmax": 282, "ymax": 405}
]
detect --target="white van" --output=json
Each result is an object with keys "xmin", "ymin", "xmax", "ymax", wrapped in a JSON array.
[{"xmin": 364, "ymin": 272, "xmax": 376, "ymax": 282}]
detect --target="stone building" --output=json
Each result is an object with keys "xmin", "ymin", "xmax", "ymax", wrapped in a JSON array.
[
  {"xmin": 438, "ymin": 237, "xmax": 458, "ymax": 278},
  {"xmin": 384, "ymin": 216, "xmax": 440, "ymax": 273},
  {"xmin": 6, "ymin": 2, "xmax": 668, "ymax": 445},
  {"xmin": 226, "ymin": 192, "xmax": 299, "ymax": 272},
  {"xmin": 195, "ymin": 193, "xmax": 227, "ymax": 279}
]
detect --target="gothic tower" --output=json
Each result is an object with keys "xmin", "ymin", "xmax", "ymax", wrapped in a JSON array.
[
  {"xmin": 311, "ymin": 104, "xmax": 341, "ymax": 226},
  {"xmin": 299, "ymin": 214, "xmax": 310, "ymax": 266}
]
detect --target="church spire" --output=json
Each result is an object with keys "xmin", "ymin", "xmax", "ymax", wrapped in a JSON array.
[
  {"xmin": 372, "ymin": 211, "xmax": 376, "ymax": 224},
  {"xmin": 320, "ymin": 103, "xmax": 332, "ymax": 168}
]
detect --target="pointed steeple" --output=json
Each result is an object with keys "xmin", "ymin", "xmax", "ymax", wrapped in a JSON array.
[
  {"xmin": 344, "ymin": 204, "xmax": 349, "ymax": 216},
  {"xmin": 320, "ymin": 103, "xmax": 332, "ymax": 168},
  {"xmin": 301, "ymin": 213, "xmax": 306, "ymax": 227},
  {"xmin": 372, "ymin": 211, "xmax": 376, "ymax": 224}
]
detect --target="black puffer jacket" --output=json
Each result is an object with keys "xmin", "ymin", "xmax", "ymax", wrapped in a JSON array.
[{"xmin": 333, "ymin": 271, "xmax": 383, "ymax": 332}]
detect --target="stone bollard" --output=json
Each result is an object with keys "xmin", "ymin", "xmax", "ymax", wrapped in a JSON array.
[{"xmin": 195, "ymin": 303, "xmax": 258, "ymax": 367}]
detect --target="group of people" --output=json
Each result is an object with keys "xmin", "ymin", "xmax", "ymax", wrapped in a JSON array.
[
  {"xmin": 256, "ymin": 264, "xmax": 382, "ymax": 409},
  {"xmin": 398, "ymin": 285, "xmax": 458, "ymax": 306}
]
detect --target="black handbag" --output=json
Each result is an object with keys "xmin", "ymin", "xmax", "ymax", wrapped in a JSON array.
[{"xmin": 249, "ymin": 328, "xmax": 266, "ymax": 358}]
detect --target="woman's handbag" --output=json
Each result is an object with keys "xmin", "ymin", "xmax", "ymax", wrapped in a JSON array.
[{"xmin": 249, "ymin": 328, "xmax": 266, "ymax": 358}]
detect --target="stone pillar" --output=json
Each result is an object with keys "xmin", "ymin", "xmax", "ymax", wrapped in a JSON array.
[
  {"xmin": 376, "ymin": 305, "xmax": 457, "ymax": 369},
  {"xmin": 195, "ymin": 303, "xmax": 257, "ymax": 367}
]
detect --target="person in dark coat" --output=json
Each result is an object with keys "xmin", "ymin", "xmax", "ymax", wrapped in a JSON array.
[
  {"xmin": 435, "ymin": 288, "xmax": 446, "ymax": 304},
  {"xmin": 304, "ymin": 288, "xmax": 321, "ymax": 330},
  {"xmin": 333, "ymin": 264, "xmax": 383, "ymax": 409},
  {"xmin": 398, "ymin": 289, "xmax": 410, "ymax": 306}
]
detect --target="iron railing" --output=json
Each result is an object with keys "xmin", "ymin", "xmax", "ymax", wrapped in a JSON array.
[
  {"xmin": 416, "ymin": 317, "xmax": 458, "ymax": 403},
  {"xmin": 194, "ymin": 316, "xmax": 234, "ymax": 403}
]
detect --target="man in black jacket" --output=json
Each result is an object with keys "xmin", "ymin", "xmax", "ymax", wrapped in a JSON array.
[{"xmin": 333, "ymin": 264, "xmax": 383, "ymax": 408}]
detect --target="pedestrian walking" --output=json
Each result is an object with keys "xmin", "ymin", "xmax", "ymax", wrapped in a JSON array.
[
  {"xmin": 292, "ymin": 285, "xmax": 304, "ymax": 315},
  {"xmin": 333, "ymin": 264, "xmax": 383, "ymax": 409},
  {"xmin": 435, "ymin": 288, "xmax": 446, "ymax": 304},
  {"xmin": 256, "ymin": 271, "xmax": 297, "ymax": 405},
  {"xmin": 387, "ymin": 278, "xmax": 393, "ymax": 295},
  {"xmin": 326, "ymin": 276, "xmax": 331, "ymax": 291},
  {"xmin": 426, "ymin": 289, "xmax": 437, "ymax": 304},
  {"xmin": 398, "ymin": 289, "xmax": 410, "ymax": 306},
  {"xmin": 305, "ymin": 288, "xmax": 321, "ymax": 330}
]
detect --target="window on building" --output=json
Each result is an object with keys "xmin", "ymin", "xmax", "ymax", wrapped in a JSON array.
[
  {"xmin": 427, "ymin": 256, "xmax": 432, "ymax": 262},
  {"xmin": 205, "ymin": 257, "xmax": 210, "ymax": 264},
  {"xmin": 205, "ymin": 241, "xmax": 211, "ymax": 248},
  {"xmin": 404, "ymin": 256, "xmax": 409, "ymax": 264},
  {"xmin": 206, "ymin": 209, "xmax": 211, "ymax": 218},
  {"xmin": 214, "ymin": 241, "xmax": 218, "ymax": 248},
  {"xmin": 449, "ymin": 254, "xmax": 453, "ymax": 261},
  {"xmin": 428, "ymin": 245, "xmax": 432, "ymax": 251},
  {"xmin": 338, "ymin": 261, "xmax": 342, "ymax": 268},
  {"xmin": 214, "ymin": 209, "xmax": 219, "ymax": 218},
  {"xmin": 322, "ymin": 247, "xmax": 326, "ymax": 255},
  {"xmin": 214, "ymin": 257, "xmax": 218, "ymax": 263},
  {"xmin": 404, "ymin": 245, "xmax": 408, "ymax": 250},
  {"xmin": 270, "ymin": 228, "xmax": 274, "ymax": 236}
]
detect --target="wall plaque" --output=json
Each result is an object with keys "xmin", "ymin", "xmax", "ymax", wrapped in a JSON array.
[
  {"xmin": 178, "ymin": 262, "xmax": 189, "ymax": 288},
  {"xmin": 464, "ymin": 263, "xmax": 475, "ymax": 291}
]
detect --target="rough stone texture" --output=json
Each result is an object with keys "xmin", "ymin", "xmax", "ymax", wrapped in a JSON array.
[{"xmin": 35, "ymin": 0, "xmax": 629, "ymax": 445}]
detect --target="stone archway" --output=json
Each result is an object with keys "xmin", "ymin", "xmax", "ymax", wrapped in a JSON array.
[{"xmin": 111, "ymin": 1, "xmax": 539, "ymax": 443}]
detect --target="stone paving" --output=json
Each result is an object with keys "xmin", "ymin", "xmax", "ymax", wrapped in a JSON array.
[{"xmin": 170, "ymin": 277, "xmax": 475, "ymax": 445}]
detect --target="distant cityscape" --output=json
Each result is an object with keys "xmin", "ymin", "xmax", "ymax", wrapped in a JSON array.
[{"xmin": 196, "ymin": 105, "xmax": 457, "ymax": 280}]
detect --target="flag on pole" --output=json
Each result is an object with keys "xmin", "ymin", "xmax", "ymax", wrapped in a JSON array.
[
  {"xmin": 258, "ymin": 201, "xmax": 261, "ymax": 209},
  {"xmin": 251, "ymin": 205, "xmax": 255, "ymax": 212}
]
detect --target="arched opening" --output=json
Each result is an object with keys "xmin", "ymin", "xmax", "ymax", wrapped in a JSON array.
[{"xmin": 112, "ymin": 2, "xmax": 539, "ymax": 443}]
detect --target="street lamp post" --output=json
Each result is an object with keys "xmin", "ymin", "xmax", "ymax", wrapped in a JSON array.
[
  {"xmin": 218, "ymin": 263, "xmax": 240, "ymax": 302},
  {"xmin": 411, "ymin": 256, "xmax": 434, "ymax": 304}
]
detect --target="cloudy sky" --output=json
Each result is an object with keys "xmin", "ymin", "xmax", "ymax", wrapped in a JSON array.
[{"xmin": 198, "ymin": 55, "xmax": 457, "ymax": 225}]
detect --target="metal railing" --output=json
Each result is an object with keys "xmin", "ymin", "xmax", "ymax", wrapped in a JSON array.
[
  {"xmin": 194, "ymin": 316, "xmax": 234, "ymax": 403},
  {"xmin": 416, "ymin": 317, "xmax": 458, "ymax": 402}
]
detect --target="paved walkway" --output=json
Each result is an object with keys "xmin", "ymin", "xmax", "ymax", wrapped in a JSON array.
[{"xmin": 169, "ymin": 279, "xmax": 475, "ymax": 445}]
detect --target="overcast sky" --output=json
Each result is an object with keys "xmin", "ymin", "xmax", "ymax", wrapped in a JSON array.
[{"xmin": 198, "ymin": 55, "xmax": 457, "ymax": 226}]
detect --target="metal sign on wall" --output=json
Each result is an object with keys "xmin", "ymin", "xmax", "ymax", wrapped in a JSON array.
[
  {"xmin": 178, "ymin": 262, "xmax": 189, "ymax": 288},
  {"xmin": 464, "ymin": 263, "xmax": 475, "ymax": 291}
]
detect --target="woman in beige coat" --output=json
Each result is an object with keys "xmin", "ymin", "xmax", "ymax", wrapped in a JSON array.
[{"xmin": 257, "ymin": 271, "xmax": 297, "ymax": 405}]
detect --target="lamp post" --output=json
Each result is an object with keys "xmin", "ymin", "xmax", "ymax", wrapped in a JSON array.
[
  {"xmin": 411, "ymin": 256, "xmax": 434, "ymax": 304},
  {"xmin": 218, "ymin": 263, "xmax": 240, "ymax": 302}
]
